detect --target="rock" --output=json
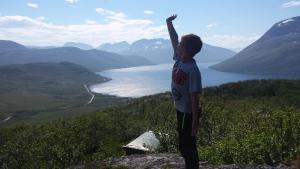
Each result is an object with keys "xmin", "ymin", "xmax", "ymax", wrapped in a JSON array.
[
  {"xmin": 98, "ymin": 153, "xmax": 185, "ymax": 169},
  {"xmin": 68, "ymin": 153, "xmax": 292, "ymax": 169}
]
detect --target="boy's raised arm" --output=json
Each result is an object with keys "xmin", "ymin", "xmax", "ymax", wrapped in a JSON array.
[{"xmin": 166, "ymin": 15, "xmax": 179, "ymax": 51}]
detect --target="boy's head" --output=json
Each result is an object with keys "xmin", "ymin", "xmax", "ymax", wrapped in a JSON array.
[{"xmin": 177, "ymin": 34, "xmax": 202, "ymax": 60}]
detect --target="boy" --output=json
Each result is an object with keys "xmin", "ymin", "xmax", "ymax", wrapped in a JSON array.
[{"xmin": 166, "ymin": 14, "xmax": 203, "ymax": 169}]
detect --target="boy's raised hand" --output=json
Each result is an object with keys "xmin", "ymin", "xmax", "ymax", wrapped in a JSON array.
[
  {"xmin": 166, "ymin": 14, "xmax": 177, "ymax": 22},
  {"xmin": 166, "ymin": 14, "xmax": 179, "ymax": 51}
]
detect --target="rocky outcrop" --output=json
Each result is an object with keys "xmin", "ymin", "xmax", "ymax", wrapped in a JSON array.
[{"xmin": 69, "ymin": 153, "xmax": 292, "ymax": 169}]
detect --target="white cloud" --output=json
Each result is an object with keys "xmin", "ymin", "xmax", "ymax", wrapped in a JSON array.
[
  {"xmin": 96, "ymin": 8, "xmax": 126, "ymax": 21},
  {"xmin": 27, "ymin": 3, "xmax": 39, "ymax": 9},
  {"xmin": 65, "ymin": 0, "xmax": 80, "ymax": 4},
  {"xmin": 36, "ymin": 16, "xmax": 46, "ymax": 21},
  {"xmin": 282, "ymin": 0, "xmax": 300, "ymax": 8},
  {"xmin": 0, "ymin": 14, "xmax": 258, "ymax": 50},
  {"xmin": 203, "ymin": 34, "xmax": 261, "ymax": 50},
  {"xmin": 85, "ymin": 20, "xmax": 97, "ymax": 25},
  {"xmin": 0, "ymin": 15, "xmax": 167, "ymax": 47},
  {"xmin": 144, "ymin": 10, "xmax": 154, "ymax": 15},
  {"xmin": 96, "ymin": 8, "xmax": 116, "ymax": 15},
  {"xmin": 205, "ymin": 23, "xmax": 217, "ymax": 28}
]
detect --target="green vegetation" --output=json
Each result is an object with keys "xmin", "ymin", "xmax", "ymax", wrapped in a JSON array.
[
  {"xmin": 0, "ymin": 62, "xmax": 127, "ymax": 125},
  {"xmin": 0, "ymin": 79, "xmax": 300, "ymax": 168}
]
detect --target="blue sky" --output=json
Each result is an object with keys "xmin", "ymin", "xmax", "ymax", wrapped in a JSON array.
[{"xmin": 0, "ymin": 0, "xmax": 299, "ymax": 50}]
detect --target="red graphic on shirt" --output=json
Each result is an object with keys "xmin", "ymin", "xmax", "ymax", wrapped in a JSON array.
[{"xmin": 172, "ymin": 68, "xmax": 187, "ymax": 85}]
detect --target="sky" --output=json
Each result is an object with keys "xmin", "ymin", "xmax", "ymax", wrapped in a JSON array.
[{"xmin": 0, "ymin": 0, "xmax": 299, "ymax": 51}]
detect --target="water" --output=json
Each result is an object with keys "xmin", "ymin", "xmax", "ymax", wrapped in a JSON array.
[{"xmin": 90, "ymin": 62, "xmax": 269, "ymax": 98}]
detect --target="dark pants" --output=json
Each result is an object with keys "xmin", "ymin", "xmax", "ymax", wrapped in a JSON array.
[{"xmin": 176, "ymin": 110, "xmax": 199, "ymax": 169}]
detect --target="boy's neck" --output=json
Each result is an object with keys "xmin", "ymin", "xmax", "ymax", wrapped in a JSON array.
[{"xmin": 181, "ymin": 57, "xmax": 194, "ymax": 63}]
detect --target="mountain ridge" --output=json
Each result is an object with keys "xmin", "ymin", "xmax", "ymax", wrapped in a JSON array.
[
  {"xmin": 210, "ymin": 16, "xmax": 300, "ymax": 77},
  {"xmin": 63, "ymin": 42, "xmax": 94, "ymax": 50},
  {"xmin": 0, "ymin": 40, "xmax": 153, "ymax": 72},
  {"xmin": 98, "ymin": 38, "xmax": 236, "ymax": 64}
]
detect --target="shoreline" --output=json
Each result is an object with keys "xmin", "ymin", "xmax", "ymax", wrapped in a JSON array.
[{"xmin": 91, "ymin": 64, "xmax": 295, "ymax": 98}]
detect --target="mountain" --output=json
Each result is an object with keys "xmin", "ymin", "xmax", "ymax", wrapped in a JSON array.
[
  {"xmin": 27, "ymin": 45, "xmax": 57, "ymax": 49},
  {"xmin": 98, "ymin": 38, "xmax": 236, "ymax": 64},
  {"xmin": 199, "ymin": 43, "xmax": 237, "ymax": 63},
  {"xmin": 0, "ymin": 62, "xmax": 110, "ymax": 121},
  {"xmin": 63, "ymin": 42, "xmax": 94, "ymax": 50},
  {"xmin": 0, "ymin": 62, "xmax": 105, "ymax": 84},
  {"xmin": 210, "ymin": 16, "xmax": 300, "ymax": 77},
  {"xmin": 0, "ymin": 40, "xmax": 27, "ymax": 51},
  {"xmin": 0, "ymin": 40, "xmax": 153, "ymax": 72},
  {"xmin": 98, "ymin": 41, "xmax": 130, "ymax": 53},
  {"xmin": 130, "ymin": 38, "xmax": 171, "ymax": 51}
]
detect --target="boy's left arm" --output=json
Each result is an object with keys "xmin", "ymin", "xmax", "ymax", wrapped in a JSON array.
[{"xmin": 191, "ymin": 92, "xmax": 201, "ymax": 136}]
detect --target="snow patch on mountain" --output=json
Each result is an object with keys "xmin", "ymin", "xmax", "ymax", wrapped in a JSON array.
[{"xmin": 278, "ymin": 18, "xmax": 295, "ymax": 26}]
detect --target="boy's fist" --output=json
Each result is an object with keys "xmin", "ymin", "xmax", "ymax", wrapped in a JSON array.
[{"xmin": 166, "ymin": 14, "xmax": 177, "ymax": 22}]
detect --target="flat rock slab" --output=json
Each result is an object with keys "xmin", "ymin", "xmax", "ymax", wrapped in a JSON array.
[{"xmin": 69, "ymin": 153, "xmax": 293, "ymax": 169}]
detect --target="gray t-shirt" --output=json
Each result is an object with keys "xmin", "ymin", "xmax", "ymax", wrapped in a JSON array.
[{"xmin": 171, "ymin": 52, "xmax": 202, "ymax": 113}]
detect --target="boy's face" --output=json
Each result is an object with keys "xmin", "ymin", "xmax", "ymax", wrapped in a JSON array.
[{"xmin": 177, "ymin": 38, "xmax": 191, "ymax": 60}]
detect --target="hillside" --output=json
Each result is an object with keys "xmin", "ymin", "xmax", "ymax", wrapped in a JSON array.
[
  {"xmin": 0, "ymin": 40, "xmax": 153, "ymax": 72},
  {"xmin": 0, "ymin": 79, "xmax": 299, "ymax": 168},
  {"xmin": 98, "ymin": 38, "xmax": 236, "ymax": 64},
  {"xmin": 0, "ymin": 40, "xmax": 27, "ymax": 51},
  {"xmin": 0, "ymin": 62, "xmax": 127, "ymax": 124},
  {"xmin": 210, "ymin": 16, "xmax": 300, "ymax": 77}
]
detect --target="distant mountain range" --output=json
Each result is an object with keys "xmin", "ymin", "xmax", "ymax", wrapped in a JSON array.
[
  {"xmin": 98, "ymin": 41, "xmax": 131, "ymax": 53},
  {"xmin": 211, "ymin": 16, "xmax": 300, "ymax": 77},
  {"xmin": 60, "ymin": 38, "xmax": 236, "ymax": 64},
  {"xmin": 0, "ymin": 40, "xmax": 153, "ymax": 72},
  {"xmin": 0, "ymin": 38, "xmax": 236, "ymax": 73},
  {"xmin": 63, "ymin": 42, "xmax": 94, "ymax": 50},
  {"xmin": 98, "ymin": 38, "xmax": 236, "ymax": 64},
  {"xmin": 0, "ymin": 40, "xmax": 27, "ymax": 51}
]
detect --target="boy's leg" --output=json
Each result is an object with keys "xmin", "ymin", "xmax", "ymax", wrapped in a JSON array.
[
  {"xmin": 176, "ymin": 110, "xmax": 199, "ymax": 169},
  {"xmin": 176, "ymin": 110, "xmax": 185, "ymax": 156},
  {"xmin": 184, "ymin": 135, "xmax": 199, "ymax": 169}
]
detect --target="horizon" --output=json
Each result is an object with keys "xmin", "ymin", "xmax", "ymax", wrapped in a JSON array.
[
  {"xmin": 0, "ymin": 0, "xmax": 300, "ymax": 51},
  {"xmin": 1, "ymin": 38, "xmax": 242, "ymax": 52}
]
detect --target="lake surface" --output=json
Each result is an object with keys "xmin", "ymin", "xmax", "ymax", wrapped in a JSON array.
[{"xmin": 91, "ymin": 62, "xmax": 269, "ymax": 98}]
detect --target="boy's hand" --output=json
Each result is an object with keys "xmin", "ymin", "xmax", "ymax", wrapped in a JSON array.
[
  {"xmin": 166, "ymin": 14, "xmax": 179, "ymax": 51},
  {"xmin": 191, "ymin": 119, "xmax": 199, "ymax": 136},
  {"xmin": 166, "ymin": 14, "xmax": 177, "ymax": 22}
]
